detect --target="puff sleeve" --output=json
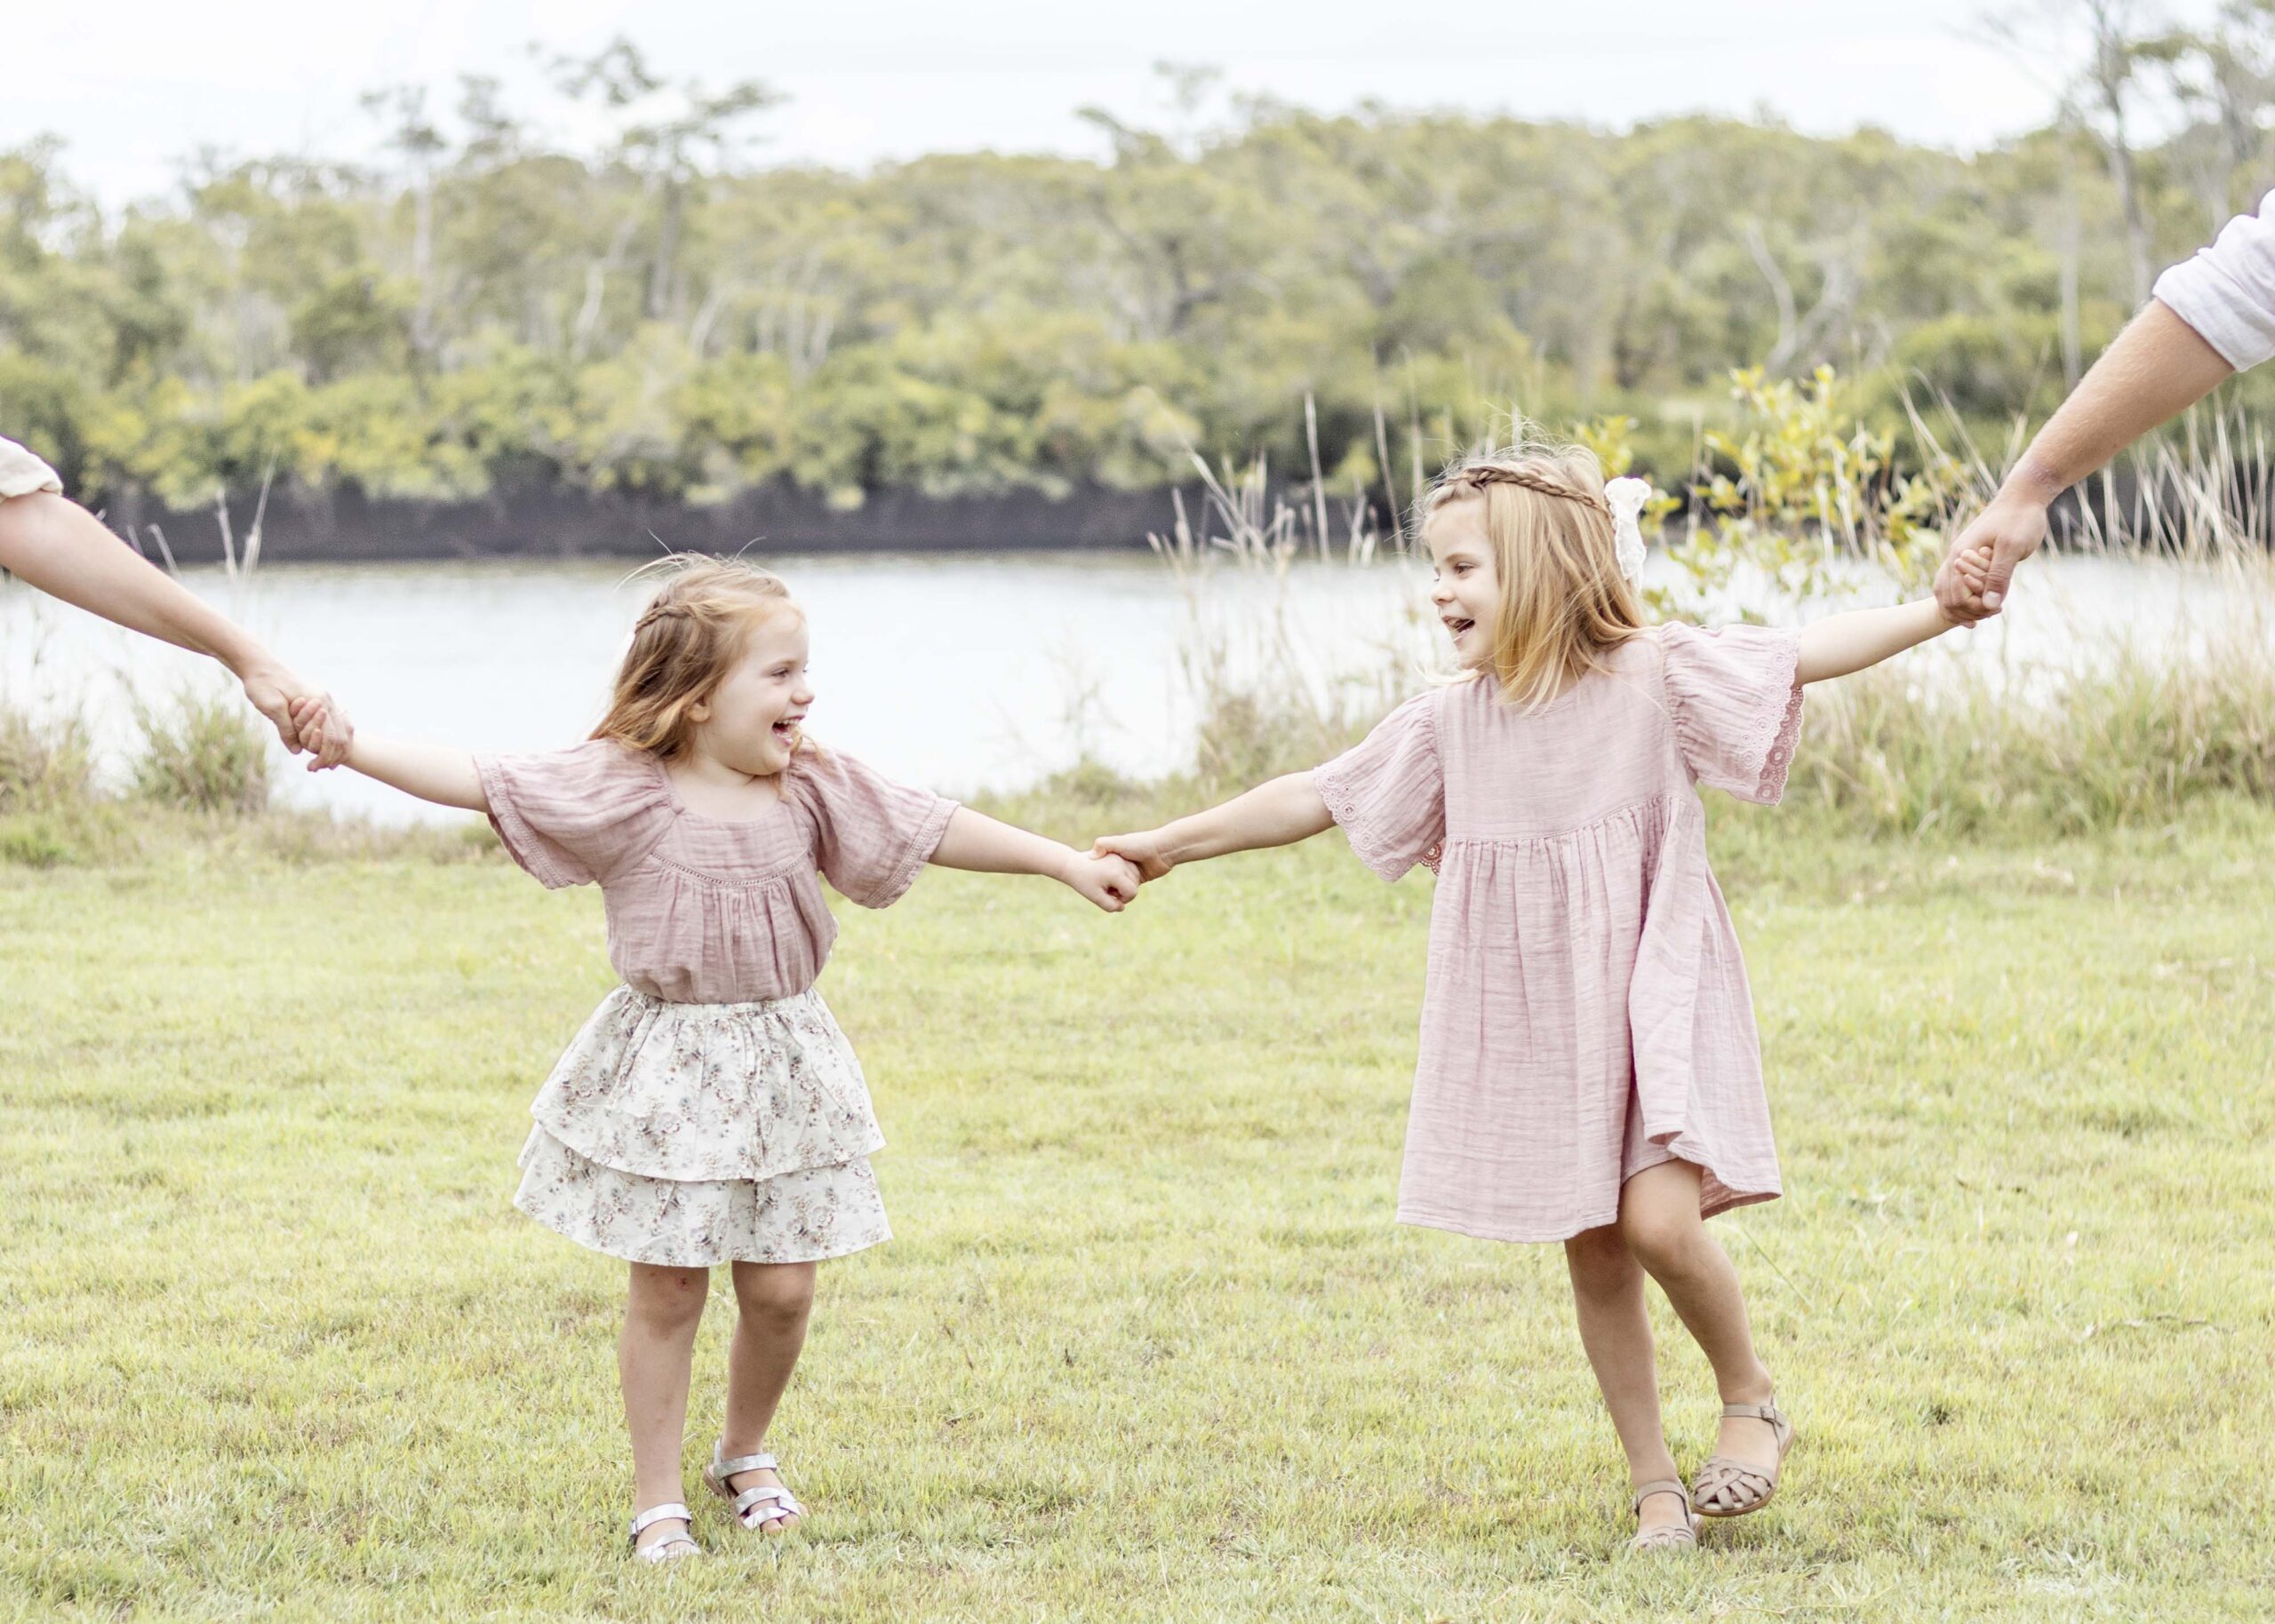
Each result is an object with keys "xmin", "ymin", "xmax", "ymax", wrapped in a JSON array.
[
  {"xmin": 791, "ymin": 747, "xmax": 957, "ymax": 909},
  {"xmin": 1313, "ymin": 691, "xmax": 1446, "ymax": 881},
  {"xmin": 474, "ymin": 739, "xmax": 675, "ymax": 888},
  {"xmin": 1656, "ymin": 622, "xmax": 1805, "ymax": 805}
]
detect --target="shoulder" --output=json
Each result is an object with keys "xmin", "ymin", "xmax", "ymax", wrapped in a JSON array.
[
  {"xmin": 1648, "ymin": 619, "xmax": 1796, "ymax": 664},
  {"xmin": 571, "ymin": 736, "xmax": 664, "ymax": 777},
  {"xmin": 1375, "ymin": 683, "xmax": 1455, "ymax": 747},
  {"xmin": 779, "ymin": 741, "xmax": 857, "ymax": 807},
  {"xmin": 779, "ymin": 742, "xmax": 943, "ymax": 821},
  {"xmin": 494, "ymin": 736, "xmax": 665, "ymax": 787},
  {"xmin": 476, "ymin": 736, "xmax": 673, "ymax": 819}
]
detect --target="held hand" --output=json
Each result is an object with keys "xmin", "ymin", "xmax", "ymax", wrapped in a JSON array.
[
  {"xmin": 1939, "ymin": 539, "xmax": 1993, "ymax": 626},
  {"xmin": 1090, "ymin": 829, "xmax": 1173, "ymax": 882},
  {"xmin": 284, "ymin": 690, "xmax": 355, "ymax": 771},
  {"xmin": 1059, "ymin": 849, "xmax": 1144, "ymax": 913},
  {"xmin": 1935, "ymin": 489, "xmax": 2050, "ymax": 624},
  {"xmin": 243, "ymin": 661, "xmax": 353, "ymax": 769}
]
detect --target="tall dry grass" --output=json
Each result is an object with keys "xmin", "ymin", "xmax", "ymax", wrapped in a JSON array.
[
  {"xmin": 1151, "ymin": 384, "xmax": 2275, "ymax": 833},
  {"xmin": 127, "ymin": 686, "xmax": 273, "ymax": 816}
]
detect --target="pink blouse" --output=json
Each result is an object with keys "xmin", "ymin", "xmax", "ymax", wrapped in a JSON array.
[
  {"xmin": 475, "ymin": 741, "xmax": 957, "ymax": 1004},
  {"xmin": 1314, "ymin": 623, "xmax": 1803, "ymax": 1242}
]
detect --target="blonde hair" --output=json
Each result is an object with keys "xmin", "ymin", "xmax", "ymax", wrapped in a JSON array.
[
  {"xmin": 591, "ymin": 556, "xmax": 804, "ymax": 760},
  {"xmin": 1417, "ymin": 442, "xmax": 1648, "ymax": 708}
]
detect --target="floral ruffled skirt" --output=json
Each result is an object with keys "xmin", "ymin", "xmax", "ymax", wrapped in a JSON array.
[{"xmin": 513, "ymin": 985, "xmax": 891, "ymax": 1267}]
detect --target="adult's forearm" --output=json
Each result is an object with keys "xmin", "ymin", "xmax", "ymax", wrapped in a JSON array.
[
  {"xmin": 0, "ymin": 492, "xmax": 265, "ymax": 673},
  {"xmin": 2003, "ymin": 301, "xmax": 2234, "ymax": 498},
  {"xmin": 1157, "ymin": 772, "xmax": 1333, "ymax": 866}
]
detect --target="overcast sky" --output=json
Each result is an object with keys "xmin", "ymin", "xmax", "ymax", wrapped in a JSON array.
[{"xmin": 8, "ymin": 0, "xmax": 2227, "ymax": 208}]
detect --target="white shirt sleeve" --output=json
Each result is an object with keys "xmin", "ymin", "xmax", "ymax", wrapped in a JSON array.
[
  {"xmin": 0, "ymin": 435, "xmax": 64, "ymax": 499},
  {"xmin": 2151, "ymin": 187, "xmax": 2275, "ymax": 371}
]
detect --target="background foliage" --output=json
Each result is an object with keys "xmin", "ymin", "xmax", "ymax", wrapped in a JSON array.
[{"xmin": 5, "ymin": 10, "xmax": 2275, "ymax": 519}]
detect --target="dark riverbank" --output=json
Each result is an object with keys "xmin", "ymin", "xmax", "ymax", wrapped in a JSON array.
[
  {"xmin": 80, "ymin": 471, "xmax": 2266, "ymax": 566},
  {"xmin": 94, "ymin": 479, "xmax": 1295, "ymax": 565}
]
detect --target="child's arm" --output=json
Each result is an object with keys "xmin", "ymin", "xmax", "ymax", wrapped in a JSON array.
[
  {"xmin": 1091, "ymin": 771, "xmax": 1333, "ymax": 880},
  {"xmin": 295, "ymin": 696, "xmax": 487, "ymax": 812},
  {"xmin": 345, "ymin": 733, "xmax": 491, "ymax": 813},
  {"xmin": 930, "ymin": 806, "xmax": 1141, "ymax": 912},
  {"xmin": 1794, "ymin": 598, "xmax": 1961, "ymax": 686}
]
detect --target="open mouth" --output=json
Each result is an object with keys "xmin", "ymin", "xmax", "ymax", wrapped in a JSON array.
[
  {"xmin": 772, "ymin": 717, "xmax": 802, "ymax": 740},
  {"xmin": 1443, "ymin": 616, "xmax": 1475, "ymax": 641}
]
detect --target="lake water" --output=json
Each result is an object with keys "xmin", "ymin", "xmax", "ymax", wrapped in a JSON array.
[{"xmin": 2, "ymin": 548, "xmax": 2264, "ymax": 824}]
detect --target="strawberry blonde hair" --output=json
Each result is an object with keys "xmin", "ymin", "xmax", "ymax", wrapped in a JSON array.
[
  {"xmin": 1417, "ymin": 442, "xmax": 1648, "ymax": 708},
  {"xmin": 591, "ymin": 556, "xmax": 805, "ymax": 760}
]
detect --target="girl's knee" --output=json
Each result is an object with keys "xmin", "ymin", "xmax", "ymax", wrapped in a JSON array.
[
  {"xmin": 733, "ymin": 1262, "xmax": 816, "ymax": 1327},
  {"xmin": 1616, "ymin": 1201, "xmax": 1704, "ymax": 1273},
  {"xmin": 1563, "ymin": 1225, "xmax": 1636, "ymax": 1295},
  {"xmin": 628, "ymin": 1264, "xmax": 710, "ymax": 1331}
]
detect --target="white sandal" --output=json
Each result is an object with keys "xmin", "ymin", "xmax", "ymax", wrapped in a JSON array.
[
  {"xmin": 703, "ymin": 1441, "xmax": 805, "ymax": 1532},
  {"xmin": 628, "ymin": 1501, "xmax": 700, "ymax": 1564}
]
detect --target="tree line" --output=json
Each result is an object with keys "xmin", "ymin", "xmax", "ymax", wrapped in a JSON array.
[{"xmin": 4, "ymin": 5, "xmax": 2272, "ymax": 520}]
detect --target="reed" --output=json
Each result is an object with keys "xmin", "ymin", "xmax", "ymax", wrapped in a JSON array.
[{"xmin": 1150, "ymin": 378, "xmax": 2275, "ymax": 830}]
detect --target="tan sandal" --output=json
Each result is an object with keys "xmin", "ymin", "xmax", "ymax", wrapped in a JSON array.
[
  {"xmin": 1691, "ymin": 1397, "xmax": 1794, "ymax": 1517},
  {"xmin": 1626, "ymin": 1479, "xmax": 1699, "ymax": 1553}
]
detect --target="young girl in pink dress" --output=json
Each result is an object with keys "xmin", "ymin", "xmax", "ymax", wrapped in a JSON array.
[
  {"xmin": 1095, "ymin": 445, "xmax": 1978, "ymax": 1554},
  {"xmin": 307, "ymin": 559, "xmax": 1140, "ymax": 1563}
]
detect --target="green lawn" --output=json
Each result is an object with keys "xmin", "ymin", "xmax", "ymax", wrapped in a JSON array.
[{"xmin": 2, "ymin": 809, "xmax": 2271, "ymax": 1620}]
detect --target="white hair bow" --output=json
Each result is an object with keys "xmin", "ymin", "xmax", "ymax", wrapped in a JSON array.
[{"xmin": 1603, "ymin": 476, "xmax": 1653, "ymax": 584}]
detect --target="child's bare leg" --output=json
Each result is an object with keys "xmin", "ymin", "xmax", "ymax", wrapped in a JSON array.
[
  {"xmin": 1563, "ymin": 1225, "xmax": 1686, "ymax": 1533},
  {"xmin": 1615, "ymin": 1161, "xmax": 1781, "ymax": 1474},
  {"xmin": 621, "ymin": 1263, "xmax": 710, "ymax": 1551},
  {"xmin": 719, "ymin": 1260, "xmax": 817, "ymax": 1530}
]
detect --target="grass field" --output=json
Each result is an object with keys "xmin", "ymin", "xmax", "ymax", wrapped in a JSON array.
[{"xmin": 3, "ymin": 805, "xmax": 2272, "ymax": 1621}]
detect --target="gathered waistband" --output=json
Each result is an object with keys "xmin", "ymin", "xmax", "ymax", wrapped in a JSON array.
[{"xmin": 611, "ymin": 984, "xmax": 824, "ymax": 1015}]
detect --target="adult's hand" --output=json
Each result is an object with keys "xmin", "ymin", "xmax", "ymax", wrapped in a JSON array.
[
  {"xmin": 0, "ymin": 478, "xmax": 353, "ymax": 768},
  {"xmin": 1934, "ymin": 485, "xmax": 2050, "ymax": 624},
  {"xmin": 1933, "ymin": 299, "xmax": 2239, "ymax": 625},
  {"xmin": 238, "ymin": 657, "xmax": 352, "ymax": 768}
]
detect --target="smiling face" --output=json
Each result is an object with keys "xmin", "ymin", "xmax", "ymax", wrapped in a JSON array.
[
  {"xmin": 684, "ymin": 609, "xmax": 813, "ymax": 777},
  {"xmin": 1425, "ymin": 495, "xmax": 1502, "ymax": 669}
]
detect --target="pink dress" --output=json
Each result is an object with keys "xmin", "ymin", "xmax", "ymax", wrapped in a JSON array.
[
  {"xmin": 474, "ymin": 739, "xmax": 957, "ymax": 1267},
  {"xmin": 1313, "ymin": 623, "xmax": 1804, "ymax": 1243}
]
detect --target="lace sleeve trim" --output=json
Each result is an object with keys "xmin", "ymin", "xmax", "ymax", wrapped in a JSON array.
[
  {"xmin": 1316, "ymin": 695, "xmax": 1441, "ymax": 881},
  {"xmin": 1744, "ymin": 635, "xmax": 1806, "ymax": 805}
]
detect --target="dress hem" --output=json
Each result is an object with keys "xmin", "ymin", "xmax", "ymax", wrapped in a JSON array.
[
  {"xmin": 514, "ymin": 1190, "xmax": 892, "ymax": 1267},
  {"xmin": 1395, "ymin": 1178, "xmax": 1781, "ymax": 1245}
]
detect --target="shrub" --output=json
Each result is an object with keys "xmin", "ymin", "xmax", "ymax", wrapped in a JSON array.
[
  {"xmin": 130, "ymin": 689, "xmax": 271, "ymax": 816},
  {"xmin": 0, "ymin": 701, "xmax": 94, "ymax": 813}
]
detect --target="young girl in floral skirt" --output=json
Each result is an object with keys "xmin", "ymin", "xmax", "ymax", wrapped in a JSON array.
[
  {"xmin": 305, "ymin": 559, "xmax": 1140, "ymax": 1562},
  {"xmin": 1095, "ymin": 444, "xmax": 1982, "ymax": 1553}
]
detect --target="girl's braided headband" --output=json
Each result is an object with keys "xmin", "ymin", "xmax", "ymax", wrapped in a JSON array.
[
  {"xmin": 1447, "ymin": 465, "xmax": 1654, "ymax": 584},
  {"xmin": 635, "ymin": 601, "xmax": 695, "ymax": 631}
]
